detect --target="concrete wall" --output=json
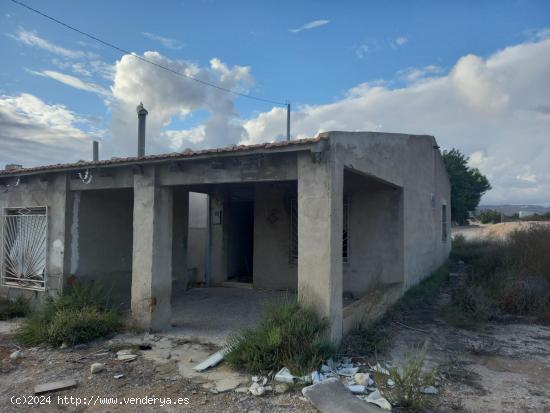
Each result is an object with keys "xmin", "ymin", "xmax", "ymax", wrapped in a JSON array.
[
  {"xmin": 327, "ymin": 132, "xmax": 451, "ymax": 291},
  {"xmin": 343, "ymin": 171, "xmax": 404, "ymax": 297},
  {"xmin": 253, "ymin": 182, "xmax": 297, "ymax": 291},
  {"xmin": 0, "ymin": 174, "xmax": 69, "ymax": 302}
]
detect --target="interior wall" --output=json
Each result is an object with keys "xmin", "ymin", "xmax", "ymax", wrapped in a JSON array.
[
  {"xmin": 187, "ymin": 192, "xmax": 208, "ymax": 284},
  {"xmin": 73, "ymin": 188, "xmax": 133, "ymax": 306},
  {"xmin": 253, "ymin": 182, "xmax": 297, "ymax": 291},
  {"xmin": 343, "ymin": 171, "xmax": 404, "ymax": 298},
  {"xmin": 227, "ymin": 199, "xmax": 254, "ymax": 282}
]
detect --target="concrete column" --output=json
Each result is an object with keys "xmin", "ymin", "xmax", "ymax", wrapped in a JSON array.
[
  {"xmin": 172, "ymin": 188, "xmax": 189, "ymax": 287},
  {"xmin": 208, "ymin": 189, "xmax": 227, "ymax": 285},
  {"xmin": 131, "ymin": 166, "xmax": 173, "ymax": 331},
  {"xmin": 297, "ymin": 151, "xmax": 344, "ymax": 343}
]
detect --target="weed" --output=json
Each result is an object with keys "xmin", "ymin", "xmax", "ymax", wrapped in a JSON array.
[
  {"xmin": 225, "ymin": 301, "xmax": 334, "ymax": 375},
  {"xmin": 0, "ymin": 296, "xmax": 31, "ymax": 320},
  {"xmin": 446, "ymin": 225, "xmax": 550, "ymax": 326},
  {"xmin": 375, "ymin": 348, "xmax": 436, "ymax": 412},
  {"xmin": 16, "ymin": 282, "xmax": 122, "ymax": 346}
]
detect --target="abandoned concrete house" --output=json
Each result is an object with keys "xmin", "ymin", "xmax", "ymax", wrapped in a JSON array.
[{"xmin": 0, "ymin": 123, "xmax": 451, "ymax": 342}]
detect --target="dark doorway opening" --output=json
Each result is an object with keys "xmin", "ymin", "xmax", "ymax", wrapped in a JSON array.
[{"xmin": 227, "ymin": 187, "xmax": 254, "ymax": 284}]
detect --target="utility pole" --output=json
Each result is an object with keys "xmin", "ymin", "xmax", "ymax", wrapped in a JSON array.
[
  {"xmin": 286, "ymin": 103, "xmax": 291, "ymax": 141},
  {"xmin": 92, "ymin": 140, "xmax": 99, "ymax": 161}
]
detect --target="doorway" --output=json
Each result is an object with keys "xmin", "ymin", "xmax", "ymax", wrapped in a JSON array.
[{"xmin": 226, "ymin": 187, "xmax": 254, "ymax": 284}]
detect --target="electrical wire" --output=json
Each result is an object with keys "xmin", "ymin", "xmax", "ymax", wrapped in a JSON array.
[{"xmin": 9, "ymin": 0, "xmax": 287, "ymax": 106}]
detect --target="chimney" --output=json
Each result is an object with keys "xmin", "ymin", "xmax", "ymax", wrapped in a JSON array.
[
  {"xmin": 93, "ymin": 140, "xmax": 99, "ymax": 161},
  {"xmin": 137, "ymin": 102, "xmax": 148, "ymax": 157}
]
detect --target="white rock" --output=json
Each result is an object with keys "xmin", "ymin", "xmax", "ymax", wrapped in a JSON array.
[
  {"xmin": 116, "ymin": 349, "xmax": 133, "ymax": 356},
  {"xmin": 9, "ymin": 350, "xmax": 22, "ymax": 360},
  {"xmin": 387, "ymin": 379, "xmax": 395, "ymax": 387},
  {"xmin": 366, "ymin": 389, "xmax": 392, "ymax": 411},
  {"xmin": 90, "ymin": 363, "xmax": 104, "ymax": 374},
  {"xmin": 354, "ymin": 372, "xmax": 370, "ymax": 386},
  {"xmin": 249, "ymin": 382, "xmax": 266, "ymax": 396},
  {"xmin": 420, "ymin": 385, "xmax": 438, "ymax": 395},
  {"xmin": 338, "ymin": 367, "xmax": 359, "ymax": 377},
  {"xmin": 346, "ymin": 384, "xmax": 366, "ymax": 394},
  {"xmin": 114, "ymin": 374, "xmax": 124, "ymax": 379}
]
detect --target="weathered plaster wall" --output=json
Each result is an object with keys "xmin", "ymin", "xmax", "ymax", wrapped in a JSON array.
[
  {"xmin": 253, "ymin": 182, "xmax": 297, "ymax": 291},
  {"xmin": 0, "ymin": 174, "xmax": 69, "ymax": 301},
  {"xmin": 328, "ymin": 132, "xmax": 451, "ymax": 292}
]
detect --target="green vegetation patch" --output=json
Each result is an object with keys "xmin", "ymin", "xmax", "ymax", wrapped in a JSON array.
[
  {"xmin": 0, "ymin": 296, "xmax": 31, "ymax": 320},
  {"xmin": 225, "ymin": 301, "xmax": 334, "ymax": 376}
]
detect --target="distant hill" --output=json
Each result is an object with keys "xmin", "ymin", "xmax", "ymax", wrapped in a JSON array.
[{"xmin": 479, "ymin": 205, "xmax": 550, "ymax": 215}]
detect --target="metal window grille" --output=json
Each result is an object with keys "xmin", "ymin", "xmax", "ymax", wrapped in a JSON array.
[
  {"xmin": 288, "ymin": 197, "xmax": 350, "ymax": 264},
  {"xmin": 1, "ymin": 206, "xmax": 48, "ymax": 290},
  {"xmin": 289, "ymin": 199, "xmax": 298, "ymax": 264},
  {"xmin": 442, "ymin": 204, "xmax": 448, "ymax": 242},
  {"xmin": 343, "ymin": 196, "xmax": 350, "ymax": 263}
]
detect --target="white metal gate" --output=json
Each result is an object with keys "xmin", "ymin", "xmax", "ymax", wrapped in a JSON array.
[{"xmin": 1, "ymin": 206, "xmax": 48, "ymax": 290}]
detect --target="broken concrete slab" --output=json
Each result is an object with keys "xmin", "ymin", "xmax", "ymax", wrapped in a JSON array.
[
  {"xmin": 302, "ymin": 378, "xmax": 386, "ymax": 413},
  {"xmin": 34, "ymin": 379, "xmax": 77, "ymax": 395},
  {"xmin": 365, "ymin": 389, "xmax": 392, "ymax": 411}
]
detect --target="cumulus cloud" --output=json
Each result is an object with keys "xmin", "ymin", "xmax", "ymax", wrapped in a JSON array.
[
  {"xmin": 105, "ymin": 52, "xmax": 253, "ymax": 156},
  {"xmin": 242, "ymin": 38, "xmax": 550, "ymax": 204},
  {"xmin": 142, "ymin": 32, "xmax": 184, "ymax": 50},
  {"xmin": 0, "ymin": 93, "xmax": 101, "ymax": 167},
  {"xmin": 398, "ymin": 65, "xmax": 443, "ymax": 83},
  {"xmin": 289, "ymin": 20, "xmax": 330, "ymax": 33}
]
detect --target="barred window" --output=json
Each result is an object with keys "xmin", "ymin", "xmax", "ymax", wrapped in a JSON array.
[{"xmin": 2, "ymin": 206, "xmax": 48, "ymax": 290}]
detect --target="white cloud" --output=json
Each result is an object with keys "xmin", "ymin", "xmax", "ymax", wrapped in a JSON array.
[
  {"xmin": 0, "ymin": 93, "xmax": 101, "ymax": 167},
  {"xmin": 355, "ymin": 44, "xmax": 370, "ymax": 59},
  {"xmin": 289, "ymin": 19, "xmax": 329, "ymax": 33},
  {"xmin": 142, "ymin": 32, "xmax": 184, "ymax": 50},
  {"xmin": 28, "ymin": 70, "xmax": 110, "ymax": 96},
  {"xmin": 106, "ymin": 52, "xmax": 253, "ymax": 156},
  {"xmin": 9, "ymin": 27, "xmax": 88, "ymax": 59},
  {"xmin": 398, "ymin": 65, "xmax": 443, "ymax": 82},
  {"xmin": 395, "ymin": 36, "xmax": 408, "ymax": 46},
  {"xmin": 242, "ymin": 38, "xmax": 550, "ymax": 204}
]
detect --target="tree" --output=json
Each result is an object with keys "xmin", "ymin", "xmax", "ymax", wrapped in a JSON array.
[{"xmin": 442, "ymin": 149, "xmax": 491, "ymax": 225}]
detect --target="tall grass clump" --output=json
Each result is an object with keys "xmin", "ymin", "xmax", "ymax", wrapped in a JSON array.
[
  {"xmin": 16, "ymin": 282, "xmax": 122, "ymax": 346},
  {"xmin": 446, "ymin": 225, "xmax": 550, "ymax": 326},
  {"xmin": 0, "ymin": 296, "xmax": 31, "ymax": 320},
  {"xmin": 225, "ymin": 301, "xmax": 334, "ymax": 375}
]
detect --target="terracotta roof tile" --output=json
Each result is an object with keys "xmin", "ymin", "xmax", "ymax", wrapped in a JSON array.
[{"xmin": 0, "ymin": 136, "xmax": 326, "ymax": 177}]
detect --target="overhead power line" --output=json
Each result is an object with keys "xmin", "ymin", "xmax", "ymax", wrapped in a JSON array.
[{"xmin": 9, "ymin": 0, "xmax": 287, "ymax": 106}]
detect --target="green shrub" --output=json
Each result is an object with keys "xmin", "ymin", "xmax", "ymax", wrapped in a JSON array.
[
  {"xmin": 225, "ymin": 301, "xmax": 334, "ymax": 375},
  {"xmin": 16, "ymin": 282, "xmax": 122, "ymax": 346},
  {"xmin": 375, "ymin": 350, "xmax": 436, "ymax": 412},
  {"xmin": 0, "ymin": 296, "xmax": 31, "ymax": 320}
]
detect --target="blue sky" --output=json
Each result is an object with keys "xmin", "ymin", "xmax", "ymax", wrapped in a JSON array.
[{"xmin": 1, "ymin": 0, "xmax": 550, "ymax": 204}]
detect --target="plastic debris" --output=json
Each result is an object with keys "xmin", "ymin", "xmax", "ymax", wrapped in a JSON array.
[
  {"xmin": 9, "ymin": 350, "xmax": 22, "ymax": 360},
  {"xmin": 193, "ymin": 349, "xmax": 228, "ymax": 372},
  {"xmin": 387, "ymin": 378, "xmax": 395, "ymax": 387},
  {"xmin": 366, "ymin": 389, "xmax": 392, "ymax": 411},
  {"xmin": 275, "ymin": 367, "xmax": 295, "ymax": 383}
]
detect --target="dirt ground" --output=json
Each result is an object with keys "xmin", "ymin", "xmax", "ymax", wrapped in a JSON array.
[
  {"xmin": 452, "ymin": 221, "xmax": 550, "ymax": 240},
  {"xmin": 380, "ymin": 274, "xmax": 550, "ymax": 413}
]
